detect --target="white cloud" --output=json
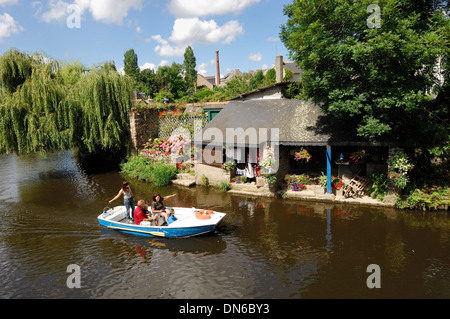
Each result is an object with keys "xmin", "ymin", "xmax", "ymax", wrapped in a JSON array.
[
  {"xmin": 0, "ymin": 13, "xmax": 23, "ymax": 41},
  {"xmin": 248, "ymin": 52, "xmax": 262, "ymax": 62},
  {"xmin": 39, "ymin": 0, "xmax": 142, "ymax": 24},
  {"xmin": 140, "ymin": 62, "xmax": 156, "ymax": 71},
  {"xmin": 168, "ymin": 0, "xmax": 260, "ymax": 18},
  {"xmin": 87, "ymin": 0, "xmax": 142, "ymax": 24},
  {"xmin": 158, "ymin": 60, "xmax": 170, "ymax": 68},
  {"xmin": 149, "ymin": 0, "xmax": 256, "ymax": 58},
  {"xmin": 267, "ymin": 36, "xmax": 279, "ymax": 42},
  {"xmin": 0, "ymin": 0, "xmax": 18, "ymax": 6},
  {"xmin": 41, "ymin": 0, "xmax": 68, "ymax": 22},
  {"xmin": 152, "ymin": 34, "xmax": 186, "ymax": 57},
  {"xmin": 197, "ymin": 59, "xmax": 215, "ymax": 76},
  {"xmin": 152, "ymin": 17, "xmax": 244, "ymax": 57},
  {"xmin": 197, "ymin": 62, "xmax": 209, "ymax": 76},
  {"xmin": 170, "ymin": 18, "xmax": 243, "ymax": 45},
  {"xmin": 117, "ymin": 66, "xmax": 125, "ymax": 75}
]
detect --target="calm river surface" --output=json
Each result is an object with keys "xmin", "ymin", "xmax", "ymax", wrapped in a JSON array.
[{"xmin": 0, "ymin": 151, "xmax": 449, "ymax": 299}]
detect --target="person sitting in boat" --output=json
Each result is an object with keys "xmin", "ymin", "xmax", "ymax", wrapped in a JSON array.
[
  {"xmin": 134, "ymin": 200, "xmax": 157, "ymax": 226},
  {"xmin": 167, "ymin": 208, "xmax": 178, "ymax": 225},
  {"xmin": 151, "ymin": 193, "xmax": 176, "ymax": 224}
]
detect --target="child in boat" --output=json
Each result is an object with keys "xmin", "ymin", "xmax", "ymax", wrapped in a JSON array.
[{"xmin": 167, "ymin": 208, "xmax": 177, "ymax": 225}]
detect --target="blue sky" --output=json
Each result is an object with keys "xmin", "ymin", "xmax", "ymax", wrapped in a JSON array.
[{"xmin": 0, "ymin": 0, "xmax": 292, "ymax": 77}]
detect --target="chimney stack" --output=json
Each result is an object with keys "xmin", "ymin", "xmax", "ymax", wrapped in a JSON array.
[
  {"xmin": 275, "ymin": 55, "xmax": 283, "ymax": 83},
  {"xmin": 216, "ymin": 50, "xmax": 221, "ymax": 86}
]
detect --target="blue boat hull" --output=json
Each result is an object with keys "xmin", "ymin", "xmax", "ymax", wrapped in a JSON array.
[
  {"xmin": 97, "ymin": 206, "xmax": 226, "ymax": 238},
  {"xmin": 98, "ymin": 218, "xmax": 217, "ymax": 238}
]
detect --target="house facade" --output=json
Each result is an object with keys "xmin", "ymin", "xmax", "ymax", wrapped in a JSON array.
[{"xmin": 194, "ymin": 61, "xmax": 393, "ymax": 197}]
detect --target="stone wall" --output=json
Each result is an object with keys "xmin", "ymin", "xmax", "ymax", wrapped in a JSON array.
[
  {"xmin": 129, "ymin": 108, "xmax": 159, "ymax": 151},
  {"xmin": 195, "ymin": 163, "xmax": 231, "ymax": 187}
]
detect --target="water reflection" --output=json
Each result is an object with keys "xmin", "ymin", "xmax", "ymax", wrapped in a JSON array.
[
  {"xmin": 0, "ymin": 152, "xmax": 449, "ymax": 298},
  {"xmin": 0, "ymin": 154, "xmax": 19, "ymax": 204},
  {"xmin": 99, "ymin": 228, "xmax": 227, "ymax": 256}
]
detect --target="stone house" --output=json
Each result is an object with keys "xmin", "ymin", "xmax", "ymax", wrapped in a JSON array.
[
  {"xmin": 193, "ymin": 58, "xmax": 393, "ymax": 194},
  {"xmin": 197, "ymin": 74, "xmax": 216, "ymax": 90}
]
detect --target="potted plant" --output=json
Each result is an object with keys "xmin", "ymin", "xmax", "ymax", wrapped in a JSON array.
[
  {"xmin": 222, "ymin": 161, "xmax": 237, "ymax": 172},
  {"xmin": 387, "ymin": 152, "xmax": 414, "ymax": 190},
  {"xmin": 284, "ymin": 174, "xmax": 311, "ymax": 191},
  {"xmin": 259, "ymin": 156, "xmax": 278, "ymax": 189},
  {"xmin": 332, "ymin": 176, "xmax": 345, "ymax": 197}
]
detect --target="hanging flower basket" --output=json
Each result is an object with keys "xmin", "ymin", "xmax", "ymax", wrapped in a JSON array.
[
  {"xmin": 294, "ymin": 148, "xmax": 311, "ymax": 162},
  {"xmin": 349, "ymin": 150, "xmax": 367, "ymax": 163}
]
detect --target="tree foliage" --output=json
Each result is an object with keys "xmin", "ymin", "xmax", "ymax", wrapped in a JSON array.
[
  {"xmin": 280, "ymin": 0, "xmax": 449, "ymax": 150},
  {"xmin": 183, "ymin": 46, "xmax": 197, "ymax": 93},
  {"xmin": 128, "ymin": 47, "xmax": 283, "ymax": 103},
  {"xmin": 156, "ymin": 63, "xmax": 187, "ymax": 100},
  {"xmin": 123, "ymin": 49, "xmax": 139, "ymax": 78},
  {"xmin": 0, "ymin": 48, "xmax": 33, "ymax": 94},
  {"xmin": 0, "ymin": 49, "xmax": 132, "ymax": 155}
]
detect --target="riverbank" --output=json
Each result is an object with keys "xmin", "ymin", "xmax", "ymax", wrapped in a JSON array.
[
  {"xmin": 170, "ymin": 172, "xmax": 397, "ymax": 209},
  {"xmin": 132, "ymin": 154, "xmax": 448, "ymax": 212}
]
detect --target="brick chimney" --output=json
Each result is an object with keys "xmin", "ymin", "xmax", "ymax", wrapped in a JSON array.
[
  {"xmin": 216, "ymin": 50, "xmax": 221, "ymax": 86},
  {"xmin": 275, "ymin": 55, "xmax": 284, "ymax": 83}
]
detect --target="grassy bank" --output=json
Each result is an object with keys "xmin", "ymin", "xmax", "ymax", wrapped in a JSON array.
[{"xmin": 120, "ymin": 154, "xmax": 177, "ymax": 187}]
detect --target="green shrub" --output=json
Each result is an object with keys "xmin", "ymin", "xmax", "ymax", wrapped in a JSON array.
[
  {"xmin": 366, "ymin": 171, "xmax": 388, "ymax": 201},
  {"xmin": 219, "ymin": 181, "xmax": 231, "ymax": 192},
  {"xmin": 120, "ymin": 155, "xmax": 177, "ymax": 187},
  {"xmin": 201, "ymin": 174, "xmax": 210, "ymax": 187},
  {"xmin": 120, "ymin": 154, "xmax": 151, "ymax": 179},
  {"xmin": 263, "ymin": 174, "xmax": 277, "ymax": 186},
  {"xmin": 395, "ymin": 187, "xmax": 450, "ymax": 211},
  {"xmin": 151, "ymin": 162, "xmax": 177, "ymax": 187}
]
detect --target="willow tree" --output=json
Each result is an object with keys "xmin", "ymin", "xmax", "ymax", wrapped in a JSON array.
[
  {"xmin": 0, "ymin": 48, "xmax": 33, "ymax": 95},
  {"xmin": 72, "ymin": 67, "xmax": 133, "ymax": 154},
  {"xmin": 0, "ymin": 49, "xmax": 133, "ymax": 157}
]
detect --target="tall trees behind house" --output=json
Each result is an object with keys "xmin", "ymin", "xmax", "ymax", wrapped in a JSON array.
[
  {"xmin": 183, "ymin": 46, "xmax": 197, "ymax": 94},
  {"xmin": 280, "ymin": 0, "xmax": 449, "ymax": 151},
  {"xmin": 123, "ymin": 49, "xmax": 139, "ymax": 78},
  {"xmin": 126, "ymin": 47, "xmax": 283, "ymax": 103}
]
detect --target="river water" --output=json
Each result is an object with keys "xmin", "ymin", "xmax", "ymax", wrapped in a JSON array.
[{"xmin": 0, "ymin": 151, "xmax": 449, "ymax": 299}]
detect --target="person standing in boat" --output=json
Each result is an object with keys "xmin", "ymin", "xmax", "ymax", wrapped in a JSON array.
[
  {"xmin": 109, "ymin": 181, "xmax": 135, "ymax": 222},
  {"xmin": 151, "ymin": 193, "xmax": 176, "ymax": 224}
]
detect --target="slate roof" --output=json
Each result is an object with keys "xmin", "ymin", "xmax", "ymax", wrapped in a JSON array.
[{"xmin": 195, "ymin": 98, "xmax": 391, "ymax": 147}]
